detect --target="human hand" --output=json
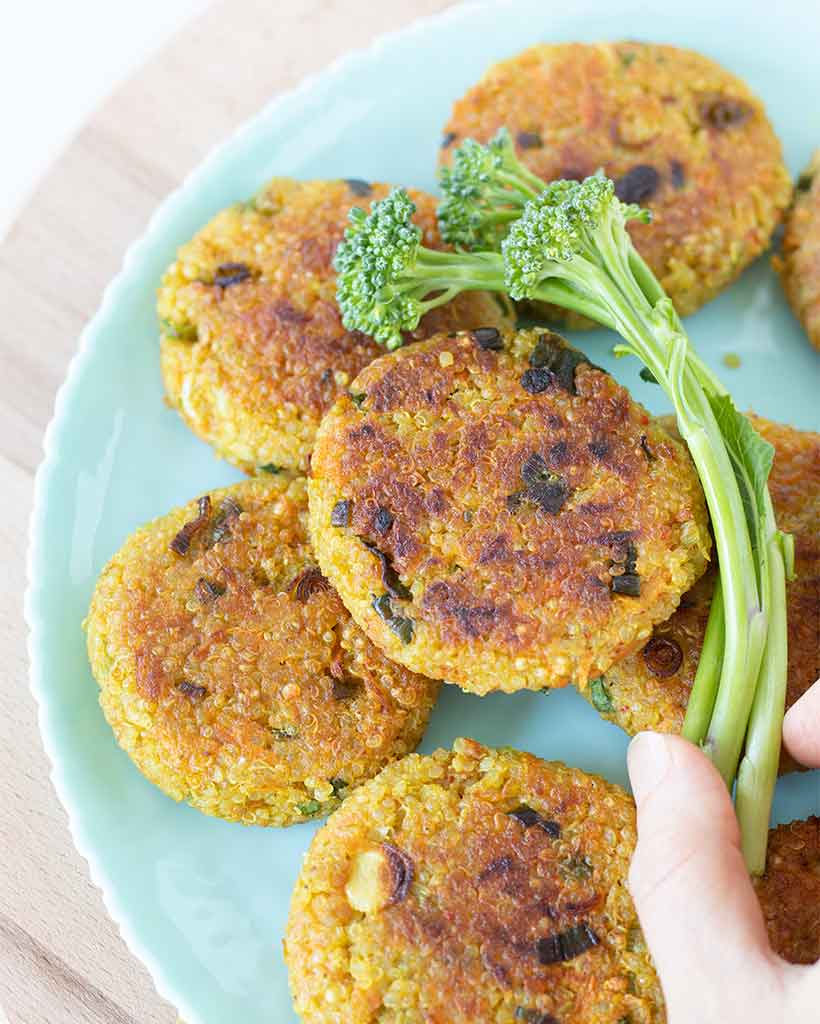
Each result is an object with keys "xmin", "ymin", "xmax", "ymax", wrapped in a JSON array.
[{"xmin": 626, "ymin": 680, "xmax": 820, "ymax": 1023}]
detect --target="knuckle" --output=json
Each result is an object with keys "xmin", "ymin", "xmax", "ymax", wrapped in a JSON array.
[{"xmin": 628, "ymin": 830, "xmax": 701, "ymax": 909}]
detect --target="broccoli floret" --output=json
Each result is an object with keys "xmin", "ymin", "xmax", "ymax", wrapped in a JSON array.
[
  {"xmin": 333, "ymin": 189, "xmax": 424, "ymax": 348},
  {"xmin": 333, "ymin": 187, "xmax": 507, "ymax": 348},
  {"xmin": 333, "ymin": 178, "xmax": 615, "ymax": 348},
  {"xmin": 501, "ymin": 174, "xmax": 649, "ymax": 298},
  {"xmin": 437, "ymin": 128, "xmax": 545, "ymax": 249}
]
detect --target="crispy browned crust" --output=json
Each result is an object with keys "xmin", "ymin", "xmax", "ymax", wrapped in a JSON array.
[
  {"xmin": 308, "ymin": 328, "xmax": 710, "ymax": 694},
  {"xmin": 776, "ymin": 150, "xmax": 820, "ymax": 350},
  {"xmin": 441, "ymin": 42, "xmax": 790, "ymax": 323},
  {"xmin": 285, "ymin": 739, "xmax": 665, "ymax": 1023},
  {"xmin": 754, "ymin": 817, "xmax": 820, "ymax": 964},
  {"xmin": 578, "ymin": 415, "xmax": 820, "ymax": 774},
  {"xmin": 85, "ymin": 476, "xmax": 438, "ymax": 826},
  {"xmin": 158, "ymin": 178, "xmax": 511, "ymax": 472}
]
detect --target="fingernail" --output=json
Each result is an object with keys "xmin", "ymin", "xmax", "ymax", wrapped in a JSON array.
[{"xmin": 628, "ymin": 732, "xmax": 672, "ymax": 802}]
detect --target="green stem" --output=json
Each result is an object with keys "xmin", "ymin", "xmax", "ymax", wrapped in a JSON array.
[
  {"xmin": 650, "ymin": 358, "xmax": 764, "ymax": 787},
  {"xmin": 627, "ymin": 248, "xmax": 727, "ymax": 398},
  {"xmin": 616, "ymin": 236, "xmax": 768, "ymax": 785},
  {"xmin": 498, "ymin": 165, "xmax": 544, "ymax": 199},
  {"xmin": 736, "ymin": 512, "xmax": 787, "ymax": 874},
  {"xmin": 627, "ymin": 247, "xmax": 664, "ymax": 305},
  {"xmin": 404, "ymin": 254, "xmax": 507, "ymax": 297},
  {"xmin": 475, "ymin": 208, "xmax": 523, "ymax": 227},
  {"xmin": 530, "ymin": 279, "xmax": 617, "ymax": 331},
  {"xmin": 413, "ymin": 272, "xmax": 506, "ymax": 292},
  {"xmin": 414, "ymin": 248, "xmax": 504, "ymax": 270},
  {"xmin": 647, "ymin": 367, "xmax": 757, "ymax": 788},
  {"xmin": 682, "ymin": 575, "xmax": 725, "ymax": 744},
  {"xmin": 406, "ymin": 252, "xmax": 615, "ymax": 332},
  {"xmin": 704, "ymin": 591, "xmax": 767, "ymax": 785},
  {"xmin": 572, "ymin": 241, "xmax": 763, "ymax": 787},
  {"xmin": 627, "ymin": 232, "xmax": 788, "ymax": 863}
]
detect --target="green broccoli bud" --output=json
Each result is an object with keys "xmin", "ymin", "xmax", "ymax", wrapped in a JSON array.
[
  {"xmin": 333, "ymin": 189, "xmax": 427, "ymax": 348},
  {"xmin": 501, "ymin": 181, "xmax": 584, "ymax": 296},
  {"xmin": 438, "ymin": 128, "xmax": 546, "ymax": 249},
  {"xmin": 334, "ymin": 186, "xmax": 507, "ymax": 349},
  {"xmin": 501, "ymin": 175, "xmax": 652, "ymax": 299}
]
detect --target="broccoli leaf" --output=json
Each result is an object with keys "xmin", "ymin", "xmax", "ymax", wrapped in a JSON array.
[{"xmin": 707, "ymin": 394, "xmax": 776, "ymax": 580}]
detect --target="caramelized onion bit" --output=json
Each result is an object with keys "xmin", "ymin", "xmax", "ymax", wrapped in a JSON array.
[
  {"xmin": 331, "ymin": 499, "xmax": 352, "ymax": 527},
  {"xmin": 371, "ymin": 592, "xmax": 415, "ymax": 645},
  {"xmin": 508, "ymin": 805, "xmax": 561, "ymax": 838},
  {"xmin": 363, "ymin": 542, "xmax": 412, "ymax": 601},
  {"xmin": 176, "ymin": 680, "xmax": 207, "ymax": 701},
  {"xmin": 331, "ymin": 678, "xmax": 361, "ymax": 701},
  {"xmin": 382, "ymin": 842, "xmax": 414, "ymax": 904},
  {"xmin": 206, "ymin": 497, "xmax": 242, "ymax": 547},
  {"xmin": 195, "ymin": 577, "xmax": 225, "ymax": 603},
  {"xmin": 214, "ymin": 262, "xmax": 252, "ymax": 288},
  {"xmin": 515, "ymin": 1010, "xmax": 559, "ymax": 1024},
  {"xmin": 536, "ymin": 922, "xmax": 599, "ymax": 964},
  {"xmin": 291, "ymin": 567, "xmax": 332, "ymax": 603},
  {"xmin": 473, "ymin": 326, "xmax": 503, "ymax": 350},
  {"xmin": 642, "ymin": 635, "xmax": 684, "ymax": 677},
  {"xmin": 170, "ymin": 495, "xmax": 212, "ymax": 555}
]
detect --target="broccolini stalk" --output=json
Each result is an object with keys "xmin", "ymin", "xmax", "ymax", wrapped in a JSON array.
[
  {"xmin": 737, "ymin": 518, "xmax": 791, "ymax": 872},
  {"xmin": 334, "ymin": 168, "xmax": 790, "ymax": 870},
  {"xmin": 434, "ymin": 138, "xmax": 791, "ymax": 872},
  {"xmin": 681, "ymin": 573, "xmax": 724, "ymax": 744},
  {"xmin": 500, "ymin": 181, "xmax": 775, "ymax": 797}
]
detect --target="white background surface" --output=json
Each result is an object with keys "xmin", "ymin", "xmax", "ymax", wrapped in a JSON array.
[{"xmin": 0, "ymin": 0, "xmax": 211, "ymax": 240}]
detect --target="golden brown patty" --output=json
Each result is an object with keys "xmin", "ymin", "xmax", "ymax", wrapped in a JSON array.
[
  {"xmin": 85, "ymin": 476, "xmax": 438, "ymax": 826},
  {"xmin": 308, "ymin": 328, "xmax": 710, "ymax": 695},
  {"xmin": 285, "ymin": 738, "xmax": 664, "ymax": 1024},
  {"xmin": 754, "ymin": 817, "xmax": 820, "ymax": 965},
  {"xmin": 441, "ymin": 42, "xmax": 790, "ymax": 323},
  {"xmin": 577, "ymin": 415, "xmax": 820, "ymax": 774},
  {"xmin": 158, "ymin": 178, "xmax": 511, "ymax": 473},
  {"xmin": 776, "ymin": 151, "xmax": 820, "ymax": 350}
]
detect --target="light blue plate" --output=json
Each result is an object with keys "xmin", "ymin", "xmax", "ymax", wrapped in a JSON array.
[{"xmin": 26, "ymin": 2, "xmax": 820, "ymax": 1021}]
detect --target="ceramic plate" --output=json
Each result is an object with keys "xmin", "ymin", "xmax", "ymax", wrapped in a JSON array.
[{"xmin": 26, "ymin": 1, "xmax": 820, "ymax": 1020}]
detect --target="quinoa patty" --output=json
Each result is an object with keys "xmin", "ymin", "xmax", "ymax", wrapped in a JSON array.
[
  {"xmin": 754, "ymin": 817, "xmax": 820, "ymax": 965},
  {"xmin": 775, "ymin": 150, "xmax": 820, "ymax": 350},
  {"xmin": 85, "ymin": 476, "xmax": 438, "ymax": 826},
  {"xmin": 441, "ymin": 42, "xmax": 790, "ymax": 324},
  {"xmin": 158, "ymin": 178, "xmax": 511, "ymax": 473},
  {"xmin": 578, "ymin": 415, "xmax": 820, "ymax": 774},
  {"xmin": 308, "ymin": 328, "xmax": 710, "ymax": 695},
  {"xmin": 285, "ymin": 738, "xmax": 664, "ymax": 1024}
]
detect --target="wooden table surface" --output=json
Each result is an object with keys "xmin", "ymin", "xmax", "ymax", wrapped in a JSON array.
[{"xmin": 0, "ymin": 2, "xmax": 455, "ymax": 1019}]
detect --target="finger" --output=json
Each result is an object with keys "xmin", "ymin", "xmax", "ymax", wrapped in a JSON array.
[
  {"xmin": 783, "ymin": 679, "xmax": 820, "ymax": 768},
  {"xmin": 627, "ymin": 732, "xmax": 777, "ymax": 1017}
]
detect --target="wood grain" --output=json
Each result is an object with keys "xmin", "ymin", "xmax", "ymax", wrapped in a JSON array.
[{"xmin": 0, "ymin": 2, "xmax": 455, "ymax": 1020}]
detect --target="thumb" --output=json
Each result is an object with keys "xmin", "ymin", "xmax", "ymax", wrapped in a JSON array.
[
  {"xmin": 782, "ymin": 678, "xmax": 820, "ymax": 768},
  {"xmin": 627, "ymin": 732, "xmax": 776, "ymax": 1019}
]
